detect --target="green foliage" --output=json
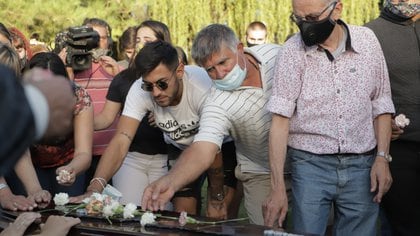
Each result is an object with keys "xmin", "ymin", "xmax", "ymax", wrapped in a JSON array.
[{"xmin": 1, "ymin": 0, "xmax": 380, "ymax": 55}]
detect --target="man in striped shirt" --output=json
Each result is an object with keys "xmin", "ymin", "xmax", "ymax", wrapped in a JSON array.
[{"xmin": 142, "ymin": 24, "xmax": 290, "ymax": 227}]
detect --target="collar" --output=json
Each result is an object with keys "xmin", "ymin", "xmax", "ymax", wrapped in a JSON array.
[{"xmin": 303, "ymin": 20, "xmax": 359, "ymax": 61}]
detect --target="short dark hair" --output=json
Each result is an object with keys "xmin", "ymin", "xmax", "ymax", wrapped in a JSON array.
[
  {"xmin": 134, "ymin": 41, "xmax": 178, "ymax": 78},
  {"xmin": 83, "ymin": 18, "xmax": 112, "ymax": 37},
  {"xmin": 29, "ymin": 52, "xmax": 68, "ymax": 79}
]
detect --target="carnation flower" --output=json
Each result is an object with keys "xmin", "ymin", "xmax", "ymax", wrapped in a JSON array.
[
  {"xmin": 91, "ymin": 192, "xmax": 105, "ymax": 202},
  {"xmin": 123, "ymin": 203, "xmax": 137, "ymax": 219},
  {"xmin": 86, "ymin": 199, "xmax": 104, "ymax": 215},
  {"xmin": 140, "ymin": 212, "xmax": 156, "ymax": 226},
  {"xmin": 103, "ymin": 205, "xmax": 115, "ymax": 217},
  {"xmin": 53, "ymin": 192, "xmax": 69, "ymax": 206},
  {"xmin": 56, "ymin": 169, "xmax": 71, "ymax": 182},
  {"xmin": 178, "ymin": 211, "xmax": 188, "ymax": 226},
  {"xmin": 395, "ymin": 114, "xmax": 410, "ymax": 128}
]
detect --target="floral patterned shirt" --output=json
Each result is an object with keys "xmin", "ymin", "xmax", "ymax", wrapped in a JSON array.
[
  {"xmin": 31, "ymin": 83, "xmax": 92, "ymax": 168},
  {"xmin": 267, "ymin": 21, "xmax": 395, "ymax": 154}
]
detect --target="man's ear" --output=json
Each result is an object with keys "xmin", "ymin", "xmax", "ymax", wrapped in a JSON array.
[
  {"xmin": 176, "ymin": 62, "xmax": 185, "ymax": 79},
  {"xmin": 237, "ymin": 42, "xmax": 245, "ymax": 52},
  {"xmin": 332, "ymin": 1, "xmax": 343, "ymax": 21}
]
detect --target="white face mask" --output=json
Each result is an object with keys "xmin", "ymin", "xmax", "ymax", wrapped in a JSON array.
[{"xmin": 213, "ymin": 53, "xmax": 247, "ymax": 91}]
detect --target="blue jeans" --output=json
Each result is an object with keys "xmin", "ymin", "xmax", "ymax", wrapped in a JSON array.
[{"xmin": 289, "ymin": 148, "xmax": 378, "ymax": 236}]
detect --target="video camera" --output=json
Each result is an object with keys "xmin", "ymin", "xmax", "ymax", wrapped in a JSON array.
[{"xmin": 53, "ymin": 26, "xmax": 99, "ymax": 71}]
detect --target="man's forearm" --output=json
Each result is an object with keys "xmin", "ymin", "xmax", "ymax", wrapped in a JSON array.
[
  {"xmin": 374, "ymin": 114, "xmax": 392, "ymax": 153},
  {"xmin": 269, "ymin": 114, "xmax": 290, "ymax": 190},
  {"xmin": 207, "ymin": 152, "xmax": 225, "ymax": 199},
  {"xmin": 168, "ymin": 141, "xmax": 219, "ymax": 192}
]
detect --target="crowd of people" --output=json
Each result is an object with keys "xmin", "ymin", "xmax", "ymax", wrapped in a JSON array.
[{"xmin": 0, "ymin": 0, "xmax": 418, "ymax": 235}]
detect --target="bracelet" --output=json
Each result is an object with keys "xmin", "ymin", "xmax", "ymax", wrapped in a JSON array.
[
  {"xmin": 0, "ymin": 183, "xmax": 8, "ymax": 191},
  {"xmin": 89, "ymin": 177, "xmax": 107, "ymax": 189}
]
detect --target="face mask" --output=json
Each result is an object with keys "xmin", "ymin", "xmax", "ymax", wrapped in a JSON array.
[
  {"xmin": 247, "ymin": 42, "xmax": 258, "ymax": 47},
  {"xmin": 384, "ymin": 1, "xmax": 420, "ymax": 19},
  {"xmin": 213, "ymin": 54, "xmax": 247, "ymax": 91},
  {"xmin": 298, "ymin": 16, "xmax": 336, "ymax": 47}
]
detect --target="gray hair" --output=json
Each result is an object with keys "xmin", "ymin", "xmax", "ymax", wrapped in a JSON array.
[{"xmin": 191, "ymin": 24, "xmax": 239, "ymax": 67}]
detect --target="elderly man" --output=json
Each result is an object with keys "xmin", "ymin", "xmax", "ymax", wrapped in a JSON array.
[
  {"xmin": 142, "ymin": 24, "xmax": 290, "ymax": 227},
  {"xmin": 267, "ymin": 0, "xmax": 395, "ymax": 235}
]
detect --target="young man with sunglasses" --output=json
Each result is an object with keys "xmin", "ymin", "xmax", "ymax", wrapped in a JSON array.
[
  {"xmin": 69, "ymin": 41, "xmax": 215, "ymax": 215},
  {"xmin": 142, "ymin": 24, "xmax": 291, "ymax": 227},
  {"xmin": 267, "ymin": 0, "xmax": 395, "ymax": 235}
]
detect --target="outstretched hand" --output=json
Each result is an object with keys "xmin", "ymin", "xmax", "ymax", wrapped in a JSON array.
[
  {"xmin": 38, "ymin": 215, "xmax": 81, "ymax": 236},
  {"xmin": 69, "ymin": 190, "xmax": 95, "ymax": 204},
  {"xmin": 141, "ymin": 177, "xmax": 175, "ymax": 211},
  {"xmin": 0, "ymin": 212, "xmax": 41, "ymax": 236}
]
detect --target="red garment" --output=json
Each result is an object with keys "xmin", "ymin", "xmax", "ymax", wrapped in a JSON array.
[
  {"xmin": 74, "ymin": 62, "xmax": 120, "ymax": 156},
  {"xmin": 31, "ymin": 85, "xmax": 91, "ymax": 168}
]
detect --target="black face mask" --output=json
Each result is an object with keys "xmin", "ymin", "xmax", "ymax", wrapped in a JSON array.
[
  {"xmin": 247, "ymin": 42, "xmax": 258, "ymax": 47},
  {"xmin": 298, "ymin": 16, "xmax": 336, "ymax": 47}
]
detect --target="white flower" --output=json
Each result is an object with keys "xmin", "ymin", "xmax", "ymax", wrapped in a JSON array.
[
  {"xmin": 82, "ymin": 197, "xmax": 91, "ymax": 204},
  {"xmin": 103, "ymin": 205, "xmax": 115, "ymax": 217},
  {"xmin": 140, "ymin": 212, "xmax": 156, "ymax": 226},
  {"xmin": 91, "ymin": 192, "xmax": 104, "ymax": 202},
  {"xmin": 53, "ymin": 192, "xmax": 69, "ymax": 206},
  {"xmin": 123, "ymin": 203, "xmax": 137, "ymax": 219},
  {"xmin": 395, "ymin": 114, "xmax": 410, "ymax": 128}
]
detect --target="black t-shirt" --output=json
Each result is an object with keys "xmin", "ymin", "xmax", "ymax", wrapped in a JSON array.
[{"xmin": 107, "ymin": 70, "xmax": 167, "ymax": 154}]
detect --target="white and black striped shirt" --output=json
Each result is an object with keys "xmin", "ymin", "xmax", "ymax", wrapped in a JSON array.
[{"xmin": 194, "ymin": 44, "xmax": 281, "ymax": 173}]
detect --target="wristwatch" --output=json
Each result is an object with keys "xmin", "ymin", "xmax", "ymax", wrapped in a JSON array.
[
  {"xmin": 376, "ymin": 151, "xmax": 392, "ymax": 162},
  {"xmin": 211, "ymin": 192, "xmax": 225, "ymax": 201}
]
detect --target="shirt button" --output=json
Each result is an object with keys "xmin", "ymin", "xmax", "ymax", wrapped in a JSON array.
[{"xmin": 339, "ymin": 115, "xmax": 343, "ymax": 119}]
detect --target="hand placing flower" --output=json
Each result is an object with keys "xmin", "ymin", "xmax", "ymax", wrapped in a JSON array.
[
  {"xmin": 53, "ymin": 193, "xmax": 69, "ymax": 206},
  {"xmin": 395, "ymin": 114, "xmax": 410, "ymax": 129},
  {"xmin": 140, "ymin": 212, "xmax": 156, "ymax": 226},
  {"xmin": 56, "ymin": 166, "xmax": 75, "ymax": 186}
]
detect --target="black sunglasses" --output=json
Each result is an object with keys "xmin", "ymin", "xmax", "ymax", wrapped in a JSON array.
[
  {"xmin": 141, "ymin": 71, "xmax": 177, "ymax": 92},
  {"xmin": 141, "ymin": 79, "xmax": 170, "ymax": 92}
]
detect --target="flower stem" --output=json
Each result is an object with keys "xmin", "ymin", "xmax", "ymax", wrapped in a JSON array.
[
  {"xmin": 63, "ymin": 204, "xmax": 86, "ymax": 216},
  {"xmin": 201, "ymin": 217, "xmax": 249, "ymax": 225}
]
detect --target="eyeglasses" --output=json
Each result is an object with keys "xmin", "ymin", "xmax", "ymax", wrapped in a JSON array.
[
  {"xmin": 141, "ymin": 72, "xmax": 176, "ymax": 92},
  {"xmin": 290, "ymin": 1, "xmax": 337, "ymax": 24}
]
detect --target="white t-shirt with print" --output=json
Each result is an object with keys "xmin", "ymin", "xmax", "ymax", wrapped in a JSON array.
[{"xmin": 123, "ymin": 65, "xmax": 212, "ymax": 150}]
